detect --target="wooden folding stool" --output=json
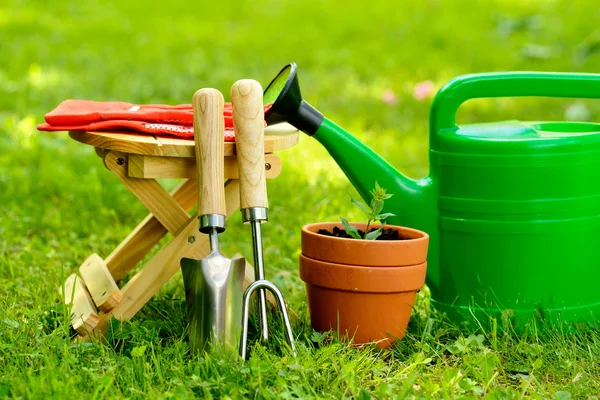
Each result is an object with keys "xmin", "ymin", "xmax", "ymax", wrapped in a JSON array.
[{"xmin": 59, "ymin": 124, "xmax": 299, "ymax": 341}]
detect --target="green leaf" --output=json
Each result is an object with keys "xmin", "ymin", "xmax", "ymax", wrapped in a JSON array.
[
  {"xmin": 552, "ymin": 391, "xmax": 573, "ymax": 400},
  {"xmin": 4, "ymin": 319, "xmax": 19, "ymax": 329},
  {"xmin": 377, "ymin": 382, "xmax": 392, "ymax": 399},
  {"xmin": 310, "ymin": 330, "xmax": 329, "ymax": 343},
  {"xmin": 131, "ymin": 345, "xmax": 147, "ymax": 357},
  {"xmin": 532, "ymin": 358, "xmax": 543, "ymax": 370},
  {"xmin": 373, "ymin": 200, "xmax": 384, "ymax": 216},
  {"xmin": 376, "ymin": 212, "xmax": 395, "ymax": 221},
  {"xmin": 340, "ymin": 217, "xmax": 362, "ymax": 239},
  {"xmin": 369, "ymin": 196, "xmax": 377, "ymax": 209},
  {"xmin": 365, "ymin": 226, "xmax": 383, "ymax": 240},
  {"xmin": 356, "ymin": 389, "xmax": 371, "ymax": 400},
  {"xmin": 351, "ymin": 196, "xmax": 372, "ymax": 217},
  {"xmin": 477, "ymin": 350, "xmax": 499, "ymax": 383}
]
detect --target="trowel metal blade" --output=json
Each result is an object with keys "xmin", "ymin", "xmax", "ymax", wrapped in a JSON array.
[{"xmin": 181, "ymin": 253, "xmax": 246, "ymax": 355}]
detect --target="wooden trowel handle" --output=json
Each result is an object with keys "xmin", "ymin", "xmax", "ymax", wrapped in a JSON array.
[
  {"xmin": 193, "ymin": 88, "xmax": 226, "ymax": 217},
  {"xmin": 231, "ymin": 79, "xmax": 268, "ymax": 209}
]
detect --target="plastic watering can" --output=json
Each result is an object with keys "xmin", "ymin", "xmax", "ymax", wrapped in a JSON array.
[{"xmin": 264, "ymin": 63, "xmax": 600, "ymax": 328}]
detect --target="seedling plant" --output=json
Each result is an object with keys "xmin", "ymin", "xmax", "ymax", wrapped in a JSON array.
[{"xmin": 340, "ymin": 182, "xmax": 396, "ymax": 240}]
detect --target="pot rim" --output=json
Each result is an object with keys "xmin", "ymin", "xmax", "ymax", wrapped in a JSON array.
[
  {"xmin": 299, "ymin": 254, "xmax": 427, "ymax": 292},
  {"xmin": 302, "ymin": 222, "xmax": 429, "ymax": 244}
]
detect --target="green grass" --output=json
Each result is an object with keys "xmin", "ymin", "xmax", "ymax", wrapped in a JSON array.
[{"xmin": 2, "ymin": 0, "xmax": 600, "ymax": 398}]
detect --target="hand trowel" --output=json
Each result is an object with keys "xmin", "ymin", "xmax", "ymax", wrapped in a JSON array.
[{"xmin": 181, "ymin": 88, "xmax": 246, "ymax": 355}]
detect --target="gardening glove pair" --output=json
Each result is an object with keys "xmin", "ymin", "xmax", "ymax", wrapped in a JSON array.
[{"xmin": 37, "ymin": 99, "xmax": 271, "ymax": 141}]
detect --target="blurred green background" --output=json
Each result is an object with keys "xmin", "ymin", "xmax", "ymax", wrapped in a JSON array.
[{"xmin": 2, "ymin": 0, "xmax": 600, "ymax": 397}]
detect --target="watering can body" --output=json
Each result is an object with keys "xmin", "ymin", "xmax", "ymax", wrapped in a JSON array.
[
  {"xmin": 307, "ymin": 72, "xmax": 600, "ymax": 328},
  {"xmin": 427, "ymin": 116, "xmax": 600, "ymax": 327}
]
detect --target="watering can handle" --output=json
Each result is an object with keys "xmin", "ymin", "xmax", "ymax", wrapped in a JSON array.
[{"xmin": 431, "ymin": 71, "xmax": 600, "ymax": 132}]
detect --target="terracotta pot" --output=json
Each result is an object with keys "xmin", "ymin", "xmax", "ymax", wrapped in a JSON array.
[{"xmin": 299, "ymin": 222, "xmax": 429, "ymax": 349}]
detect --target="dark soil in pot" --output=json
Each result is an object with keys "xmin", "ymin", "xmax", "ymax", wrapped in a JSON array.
[{"xmin": 317, "ymin": 226, "xmax": 406, "ymax": 240}]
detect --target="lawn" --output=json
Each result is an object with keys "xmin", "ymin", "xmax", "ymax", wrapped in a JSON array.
[{"xmin": 2, "ymin": 0, "xmax": 600, "ymax": 398}]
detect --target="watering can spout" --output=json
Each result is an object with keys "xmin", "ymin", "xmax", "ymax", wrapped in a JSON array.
[
  {"xmin": 263, "ymin": 63, "xmax": 438, "ymax": 286},
  {"xmin": 311, "ymin": 117, "xmax": 433, "ymax": 228}
]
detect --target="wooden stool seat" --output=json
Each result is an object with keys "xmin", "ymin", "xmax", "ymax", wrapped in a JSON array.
[
  {"xmin": 59, "ymin": 123, "xmax": 300, "ymax": 341},
  {"xmin": 69, "ymin": 123, "xmax": 299, "ymax": 157}
]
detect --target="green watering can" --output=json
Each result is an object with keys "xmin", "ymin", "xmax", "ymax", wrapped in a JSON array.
[{"xmin": 264, "ymin": 63, "xmax": 600, "ymax": 328}]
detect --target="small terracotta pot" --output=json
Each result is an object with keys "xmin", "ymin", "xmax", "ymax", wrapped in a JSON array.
[{"xmin": 299, "ymin": 222, "xmax": 429, "ymax": 349}]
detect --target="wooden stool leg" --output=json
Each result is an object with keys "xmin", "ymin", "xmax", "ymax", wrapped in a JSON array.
[
  {"xmin": 80, "ymin": 180, "xmax": 241, "ymax": 341},
  {"xmin": 105, "ymin": 178, "xmax": 198, "ymax": 282},
  {"xmin": 61, "ymin": 273, "xmax": 99, "ymax": 336},
  {"xmin": 104, "ymin": 151, "xmax": 190, "ymax": 234}
]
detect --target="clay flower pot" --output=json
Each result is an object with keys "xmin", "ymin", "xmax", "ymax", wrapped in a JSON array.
[{"xmin": 299, "ymin": 222, "xmax": 428, "ymax": 349}]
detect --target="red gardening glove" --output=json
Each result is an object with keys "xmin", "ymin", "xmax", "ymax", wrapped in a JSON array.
[
  {"xmin": 40, "ymin": 99, "xmax": 235, "ymax": 128},
  {"xmin": 37, "ymin": 119, "xmax": 237, "ymax": 141},
  {"xmin": 36, "ymin": 99, "xmax": 270, "ymax": 140}
]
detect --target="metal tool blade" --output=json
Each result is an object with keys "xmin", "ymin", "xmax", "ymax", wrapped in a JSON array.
[{"xmin": 181, "ymin": 251, "xmax": 245, "ymax": 355}]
